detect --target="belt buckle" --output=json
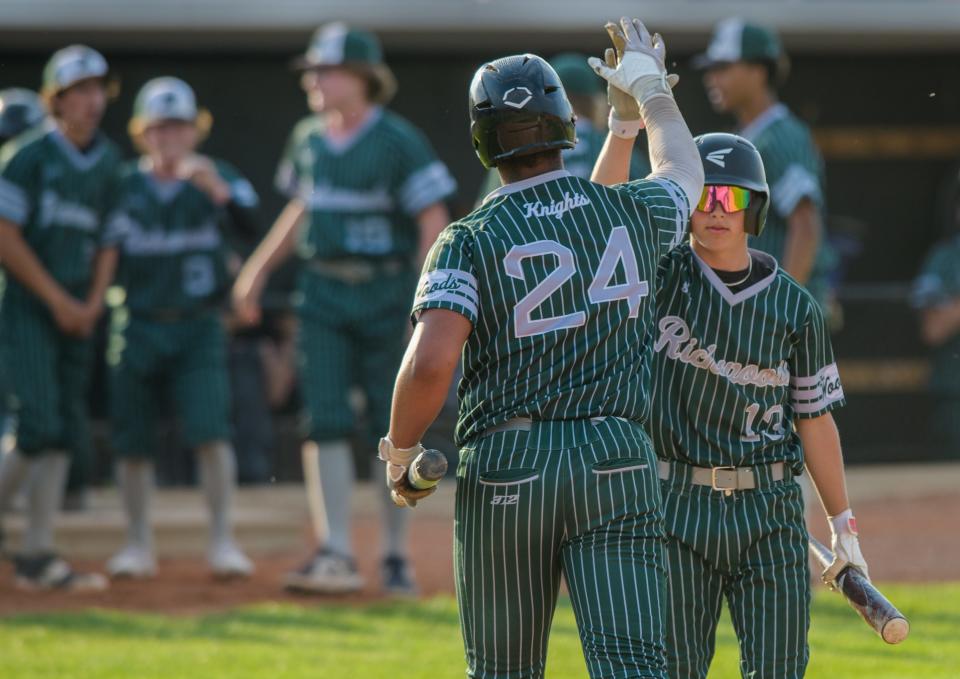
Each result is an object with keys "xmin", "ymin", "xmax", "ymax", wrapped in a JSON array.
[{"xmin": 711, "ymin": 466, "xmax": 738, "ymax": 493}]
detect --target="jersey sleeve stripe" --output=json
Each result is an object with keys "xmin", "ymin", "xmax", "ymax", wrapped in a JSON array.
[
  {"xmin": 400, "ymin": 161, "xmax": 457, "ymax": 215},
  {"xmin": 790, "ymin": 363, "xmax": 844, "ymax": 414},
  {"xmin": 771, "ymin": 164, "xmax": 820, "ymax": 217},
  {"xmin": 101, "ymin": 212, "xmax": 132, "ymax": 246},
  {"xmin": 412, "ymin": 268, "xmax": 479, "ymax": 323},
  {"xmin": 0, "ymin": 177, "xmax": 29, "ymax": 225},
  {"xmin": 274, "ymin": 160, "xmax": 298, "ymax": 199}
]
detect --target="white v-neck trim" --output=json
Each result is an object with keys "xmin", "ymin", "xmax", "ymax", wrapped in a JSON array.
[
  {"xmin": 50, "ymin": 126, "xmax": 107, "ymax": 171},
  {"xmin": 481, "ymin": 169, "xmax": 572, "ymax": 205},
  {"xmin": 322, "ymin": 107, "xmax": 383, "ymax": 155},
  {"xmin": 691, "ymin": 246, "xmax": 779, "ymax": 305},
  {"xmin": 739, "ymin": 103, "xmax": 788, "ymax": 142},
  {"xmin": 138, "ymin": 156, "xmax": 187, "ymax": 203}
]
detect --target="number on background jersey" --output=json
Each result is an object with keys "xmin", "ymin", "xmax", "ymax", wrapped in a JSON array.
[
  {"xmin": 503, "ymin": 227, "xmax": 649, "ymax": 338},
  {"xmin": 741, "ymin": 403, "xmax": 786, "ymax": 442},
  {"xmin": 183, "ymin": 255, "xmax": 215, "ymax": 297}
]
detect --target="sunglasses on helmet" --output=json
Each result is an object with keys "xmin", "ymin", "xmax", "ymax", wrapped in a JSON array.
[{"xmin": 696, "ymin": 185, "xmax": 752, "ymax": 213}]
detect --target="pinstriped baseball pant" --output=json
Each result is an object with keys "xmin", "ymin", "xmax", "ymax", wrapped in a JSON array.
[
  {"xmin": 660, "ymin": 478, "xmax": 809, "ymax": 679},
  {"xmin": 454, "ymin": 418, "xmax": 668, "ymax": 679}
]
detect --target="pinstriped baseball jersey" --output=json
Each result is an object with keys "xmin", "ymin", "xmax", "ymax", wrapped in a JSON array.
[
  {"xmin": 912, "ymin": 234, "xmax": 960, "ymax": 396},
  {"xmin": 412, "ymin": 169, "xmax": 690, "ymax": 446},
  {"xmin": 275, "ymin": 107, "xmax": 456, "ymax": 268},
  {"xmin": 650, "ymin": 244, "xmax": 844, "ymax": 472},
  {"xmin": 0, "ymin": 124, "xmax": 123, "ymax": 299},
  {"xmin": 112, "ymin": 158, "xmax": 259, "ymax": 313}
]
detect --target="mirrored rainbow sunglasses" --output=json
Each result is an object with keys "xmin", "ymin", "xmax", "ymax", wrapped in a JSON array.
[{"xmin": 696, "ymin": 185, "xmax": 752, "ymax": 213}]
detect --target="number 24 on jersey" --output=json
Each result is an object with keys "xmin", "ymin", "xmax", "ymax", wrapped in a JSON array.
[{"xmin": 503, "ymin": 226, "xmax": 649, "ymax": 338}]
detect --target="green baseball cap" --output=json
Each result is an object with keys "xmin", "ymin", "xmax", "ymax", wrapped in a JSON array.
[
  {"xmin": 292, "ymin": 23, "xmax": 397, "ymax": 103},
  {"xmin": 549, "ymin": 53, "xmax": 604, "ymax": 97},
  {"xmin": 42, "ymin": 44, "xmax": 109, "ymax": 96},
  {"xmin": 693, "ymin": 18, "xmax": 783, "ymax": 70}
]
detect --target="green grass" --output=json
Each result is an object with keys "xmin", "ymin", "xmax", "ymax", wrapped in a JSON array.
[{"xmin": 0, "ymin": 583, "xmax": 956, "ymax": 678}]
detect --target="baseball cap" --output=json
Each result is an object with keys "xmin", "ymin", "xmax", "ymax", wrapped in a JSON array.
[
  {"xmin": 128, "ymin": 76, "xmax": 212, "ymax": 139},
  {"xmin": 42, "ymin": 45, "xmax": 110, "ymax": 96},
  {"xmin": 692, "ymin": 18, "xmax": 783, "ymax": 70},
  {"xmin": 549, "ymin": 53, "xmax": 604, "ymax": 97},
  {"xmin": 292, "ymin": 23, "xmax": 397, "ymax": 103}
]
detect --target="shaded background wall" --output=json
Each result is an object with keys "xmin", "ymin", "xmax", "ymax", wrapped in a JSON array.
[{"xmin": 1, "ymin": 0, "xmax": 959, "ymax": 467}]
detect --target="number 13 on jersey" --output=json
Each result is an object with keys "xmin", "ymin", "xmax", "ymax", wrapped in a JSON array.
[{"xmin": 503, "ymin": 226, "xmax": 649, "ymax": 338}]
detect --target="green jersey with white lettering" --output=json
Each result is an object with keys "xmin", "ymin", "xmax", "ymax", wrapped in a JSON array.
[
  {"xmin": 112, "ymin": 158, "xmax": 259, "ymax": 313},
  {"xmin": 275, "ymin": 107, "xmax": 455, "ymax": 265},
  {"xmin": 412, "ymin": 170, "xmax": 690, "ymax": 446},
  {"xmin": 741, "ymin": 103, "xmax": 836, "ymax": 307},
  {"xmin": 649, "ymin": 243, "xmax": 844, "ymax": 472},
  {"xmin": 0, "ymin": 124, "xmax": 123, "ymax": 301}
]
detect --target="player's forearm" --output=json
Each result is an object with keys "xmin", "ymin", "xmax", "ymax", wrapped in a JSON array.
[
  {"xmin": 591, "ymin": 133, "xmax": 635, "ymax": 186},
  {"xmin": 415, "ymin": 202, "xmax": 450, "ymax": 269},
  {"xmin": 919, "ymin": 301, "xmax": 960, "ymax": 346},
  {"xmin": 782, "ymin": 199, "xmax": 821, "ymax": 284},
  {"xmin": 0, "ymin": 221, "xmax": 72, "ymax": 310},
  {"xmin": 640, "ymin": 91, "xmax": 704, "ymax": 209},
  {"xmin": 86, "ymin": 247, "xmax": 118, "ymax": 310},
  {"xmin": 245, "ymin": 199, "xmax": 304, "ymax": 279},
  {"xmin": 799, "ymin": 413, "xmax": 851, "ymax": 517}
]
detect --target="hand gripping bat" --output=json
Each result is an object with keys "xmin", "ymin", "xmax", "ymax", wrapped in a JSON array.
[{"xmin": 809, "ymin": 536, "xmax": 909, "ymax": 644}]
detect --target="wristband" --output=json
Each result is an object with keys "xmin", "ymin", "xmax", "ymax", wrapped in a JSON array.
[{"xmin": 609, "ymin": 111, "xmax": 643, "ymax": 139}]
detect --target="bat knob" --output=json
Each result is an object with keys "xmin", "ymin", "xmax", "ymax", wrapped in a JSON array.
[{"xmin": 881, "ymin": 617, "xmax": 909, "ymax": 644}]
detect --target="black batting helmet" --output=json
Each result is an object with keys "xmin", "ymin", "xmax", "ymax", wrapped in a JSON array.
[
  {"xmin": 695, "ymin": 132, "xmax": 769, "ymax": 236},
  {"xmin": 469, "ymin": 54, "xmax": 576, "ymax": 169},
  {"xmin": 0, "ymin": 88, "xmax": 45, "ymax": 146}
]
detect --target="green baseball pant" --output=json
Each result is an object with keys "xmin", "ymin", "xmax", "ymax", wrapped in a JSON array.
[
  {"xmin": 108, "ymin": 311, "xmax": 231, "ymax": 457},
  {"xmin": 660, "ymin": 474, "xmax": 809, "ymax": 679},
  {"xmin": 455, "ymin": 417, "xmax": 668, "ymax": 679}
]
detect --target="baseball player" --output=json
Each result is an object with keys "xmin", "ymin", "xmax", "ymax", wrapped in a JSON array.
[
  {"xmin": 0, "ymin": 45, "xmax": 123, "ymax": 590},
  {"xmin": 0, "ymin": 89, "xmax": 46, "ymax": 147},
  {"xmin": 694, "ymin": 19, "xmax": 835, "ymax": 310},
  {"xmin": 378, "ymin": 19, "xmax": 702, "ymax": 678},
  {"xmin": 232, "ymin": 23, "xmax": 456, "ymax": 594},
  {"xmin": 595, "ymin": 131, "xmax": 869, "ymax": 678},
  {"xmin": 104, "ymin": 77, "xmax": 256, "ymax": 579},
  {"xmin": 475, "ymin": 52, "xmax": 650, "ymax": 199}
]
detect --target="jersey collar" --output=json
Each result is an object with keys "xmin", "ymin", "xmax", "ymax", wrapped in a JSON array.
[
  {"xmin": 690, "ymin": 246, "xmax": 779, "ymax": 306},
  {"xmin": 138, "ymin": 156, "xmax": 187, "ymax": 203},
  {"xmin": 481, "ymin": 169, "xmax": 572, "ymax": 205},
  {"xmin": 322, "ymin": 106, "xmax": 383, "ymax": 155},
  {"xmin": 49, "ymin": 125, "xmax": 107, "ymax": 171},
  {"xmin": 738, "ymin": 103, "xmax": 788, "ymax": 142}
]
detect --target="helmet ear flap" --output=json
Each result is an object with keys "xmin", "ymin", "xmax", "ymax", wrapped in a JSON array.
[{"xmin": 745, "ymin": 192, "xmax": 769, "ymax": 236}]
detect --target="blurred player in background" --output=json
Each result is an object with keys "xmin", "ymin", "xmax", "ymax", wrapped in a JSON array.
[
  {"xmin": 0, "ymin": 45, "xmax": 123, "ymax": 590},
  {"xmin": 913, "ymin": 167, "xmax": 960, "ymax": 459},
  {"xmin": 380, "ymin": 18, "xmax": 703, "ymax": 677},
  {"xmin": 105, "ymin": 77, "xmax": 258, "ymax": 579},
  {"xmin": 0, "ymin": 89, "xmax": 46, "ymax": 147},
  {"xmin": 476, "ymin": 52, "xmax": 650, "ymax": 200},
  {"xmin": 694, "ymin": 19, "xmax": 835, "ymax": 312},
  {"xmin": 233, "ymin": 23, "xmax": 455, "ymax": 594},
  {"xmin": 596, "ymin": 131, "xmax": 868, "ymax": 678}
]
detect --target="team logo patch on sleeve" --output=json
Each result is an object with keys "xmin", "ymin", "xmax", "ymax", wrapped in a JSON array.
[
  {"xmin": 414, "ymin": 269, "xmax": 479, "ymax": 319},
  {"xmin": 790, "ymin": 363, "xmax": 844, "ymax": 414}
]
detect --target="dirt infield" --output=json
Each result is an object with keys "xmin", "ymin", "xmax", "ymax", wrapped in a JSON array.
[{"xmin": 0, "ymin": 488, "xmax": 956, "ymax": 617}]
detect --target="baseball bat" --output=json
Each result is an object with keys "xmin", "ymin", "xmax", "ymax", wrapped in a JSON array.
[
  {"xmin": 407, "ymin": 449, "xmax": 448, "ymax": 490},
  {"xmin": 809, "ymin": 536, "xmax": 909, "ymax": 644}
]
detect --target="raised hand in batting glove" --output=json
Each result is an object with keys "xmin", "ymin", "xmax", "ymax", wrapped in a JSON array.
[
  {"xmin": 823, "ymin": 508, "xmax": 870, "ymax": 584},
  {"xmin": 589, "ymin": 18, "xmax": 677, "ymax": 107},
  {"xmin": 378, "ymin": 437, "xmax": 436, "ymax": 508}
]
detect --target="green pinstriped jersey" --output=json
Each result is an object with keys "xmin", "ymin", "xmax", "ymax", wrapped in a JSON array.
[
  {"xmin": 740, "ymin": 104, "xmax": 834, "ymax": 298},
  {"xmin": 912, "ymin": 235, "xmax": 960, "ymax": 396},
  {"xmin": 275, "ymin": 107, "xmax": 456, "ymax": 265},
  {"xmin": 649, "ymin": 244, "xmax": 845, "ymax": 472},
  {"xmin": 111, "ymin": 158, "xmax": 259, "ymax": 313},
  {"xmin": 0, "ymin": 124, "xmax": 123, "ymax": 301},
  {"xmin": 412, "ymin": 169, "xmax": 690, "ymax": 446},
  {"xmin": 476, "ymin": 121, "xmax": 652, "ymax": 202}
]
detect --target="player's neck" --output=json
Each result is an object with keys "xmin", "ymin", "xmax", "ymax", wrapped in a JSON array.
[
  {"xmin": 146, "ymin": 155, "xmax": 181, "ymax": 181},
  {"xmin": 57, "ymin": 119, "xmax": 97, "ymax": 150},
  {"xmin": 498, "ymin": 157, "xmax": 564, "ymax": 185},
  {"xmin": 325, "ymin": 101, "xmax": 375, "ymax": 136},
  {"xmin": 692, "ymin": 239, "xmax": 751, "ymax": 272},
  {"xmin": 735, "ymin": 90, "xmax": 778, "ymax": 129}
]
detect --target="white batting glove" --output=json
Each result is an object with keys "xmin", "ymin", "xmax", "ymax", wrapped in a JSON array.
[
  {"xmin": 588, "ymin": 18, "xmax": 672, "ymax": 108},
  {"xmin": 823, "ymin": 508, "xmax": 870, "ymax": 584},
  {"xmin": 378, "ymin": 437, "xmax": 433, "ymax": 508}
]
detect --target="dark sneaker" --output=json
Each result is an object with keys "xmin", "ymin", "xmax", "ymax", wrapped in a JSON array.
[
  {"xmin": 283, "ymin": 548, "xmax": 364, "ymax": 594},
  {"xmin": 14, "ymin": 553, "xmax": 108, "ymax": 591},
  {"xmin": 382, "ymin": 554, "xmax": 417, "ymax": 596}
]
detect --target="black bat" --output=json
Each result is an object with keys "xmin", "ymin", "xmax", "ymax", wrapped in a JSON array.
[{"xmin": 809, "ymin": 536, "xmax": 909, "ymax": 644}]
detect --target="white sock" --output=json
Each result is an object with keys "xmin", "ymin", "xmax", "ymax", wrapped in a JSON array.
[
  {"xmin": 380, "ymin": 478, "xmax": 409, "ymax": 559},
  {"xmin": 197, "ymin": 441, "xmax": 237, "ymax": 549},
  {"xmin": 0, "ymin": 447, "xmax": 28, "ymax": 515},
  {"xmin": 313, "ymin": 440, "xmax": 354, "ymax": 557},
  {"xmin": 117, "ymin": 459, "xmax": 154, "ymax": 551},
  {"xmin": 24, "ymin": 451, "xmax": 69, "ymax": 555}
]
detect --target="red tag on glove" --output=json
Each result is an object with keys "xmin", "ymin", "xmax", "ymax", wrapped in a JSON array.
[{"xmin": 847, "ymin": 516, "xmax": 858, "ymax": 535}]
